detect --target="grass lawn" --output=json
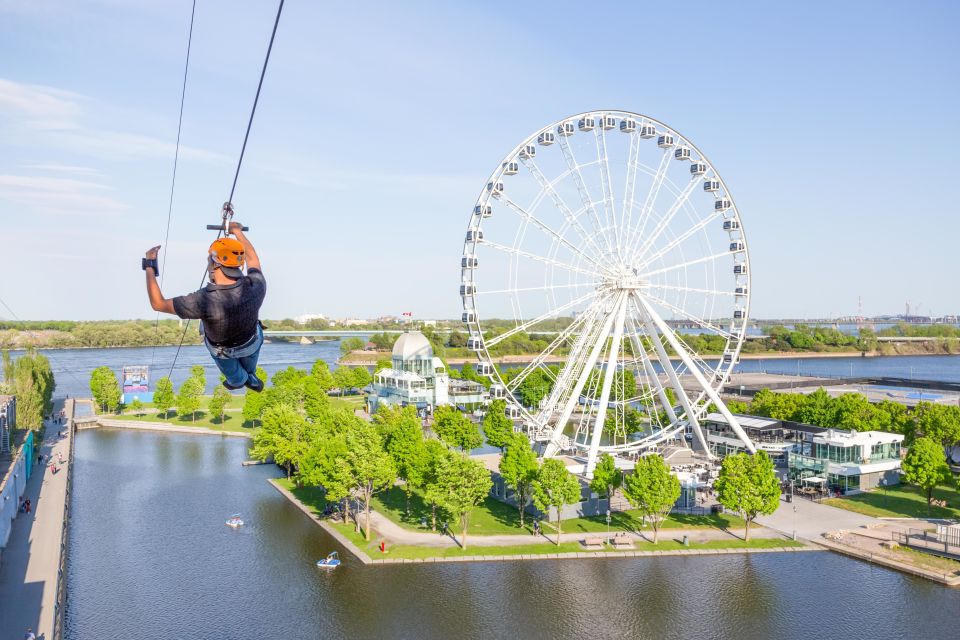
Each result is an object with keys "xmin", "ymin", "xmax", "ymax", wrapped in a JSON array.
[
  {"xmin": 823, "ymin": 483, "xmax": 960, "ymax": 520},
  {"xmin": 342, "ymin": 523, "xmax": 803, "ymax": 560},
  {"xmin": 545, "ymin": 511, "xmax": 748, "ymax": 534},
  {"xmin": 109, "ymin": 394, "xmax": 362, "ymax": 433},
  {"xmin": 893, "ymin": 547, "xmax": 960, "ymax": 576},
  {"xmin": 372, "ymin": 486, "xmax": 533, "ymax": 535}
]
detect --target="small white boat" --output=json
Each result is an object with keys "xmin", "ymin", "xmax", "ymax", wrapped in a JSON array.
[
  {"xmin": 316, "ymin": 551, "xmax": 341, "ymax": 569},
  {"xmin": 225, "ymin": 514, "xmax": 244, "ymax": 528}
]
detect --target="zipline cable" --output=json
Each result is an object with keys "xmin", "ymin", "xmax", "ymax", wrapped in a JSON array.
[
  {"xmin": 166, "ymin": 0, "xmax": 286, "ymax": 381},
  {"xmin": 150, "ymin": 0, "xmax": 198, "ymax": 372}
]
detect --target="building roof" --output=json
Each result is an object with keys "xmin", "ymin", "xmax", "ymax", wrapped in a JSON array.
[
  {"xmin": 392, "ymin": 331, "xmax": 433, "ymax": 360},
  {"xmin": 705, "ymin": 412, "xmax": 781, "ymax": 431},
  {"xmin": 813, "ymin": 429, "xmax": 904, "ymax": 447}
]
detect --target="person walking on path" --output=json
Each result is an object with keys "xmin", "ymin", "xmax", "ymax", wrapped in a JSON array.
[
  {"xmin": 24, "ymin": 627, "xmax": 36, "ymax": 640},
  {"xmin": 143, "ymin": 222, "xmax": 266, "ymax": 393}
]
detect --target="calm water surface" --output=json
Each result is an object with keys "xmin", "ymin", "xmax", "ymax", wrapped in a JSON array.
[
  {"xmin": 66, "ymin": 428, "xmax": 960, "ymax": 640},
  {"xmin": 17, "ymin": 341, "xmax": 960, "ymax": 399}
]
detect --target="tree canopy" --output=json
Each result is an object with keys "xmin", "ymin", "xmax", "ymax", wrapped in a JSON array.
[
  {"xmin": 532, "ymin": 458, "xmax": 582, "ymax": 545},
  {"xmin": 621, "ymin": 454, "xmax": 679, "ymax": 543},
  {"xmin": 901, "ymin": 436, "xmax": 951, "ymax": 505},
  {"xmin": 714, "ymin": 451, "xmax": 780, "ymax": 541}
]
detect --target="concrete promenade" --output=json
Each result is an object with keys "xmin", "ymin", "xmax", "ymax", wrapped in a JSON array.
[
  {"xmin": 0, "ymin": 406, "xmax": 71, "ymax": 638},
  {"xmin": 756, "ymin": 495, "xmax": 879, "ymax": 541}
]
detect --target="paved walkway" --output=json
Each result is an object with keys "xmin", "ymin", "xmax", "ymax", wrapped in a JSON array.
[
  {"xmin": 360, "ymin": 509, "xmax": 784, "ymax": 548},
  {"xmin": 756, "ymin": 495, "xmax": 879, "ymax": 541},
  {"xmin": 0, "ymin": 404, "xmax": 70, "ymax": 639}
]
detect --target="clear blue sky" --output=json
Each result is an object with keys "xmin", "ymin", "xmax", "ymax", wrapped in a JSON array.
[{"xmin": 1, "ymin": 0, "xmax": 958, "ymax": 321}]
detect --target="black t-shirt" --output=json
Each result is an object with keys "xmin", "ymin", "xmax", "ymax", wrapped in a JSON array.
[{"xmin": 172, "ymin": 268, "xmax": 266, "ymax": 347}]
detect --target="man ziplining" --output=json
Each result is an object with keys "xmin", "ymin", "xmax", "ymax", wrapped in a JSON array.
[{"xmin": 143, "ymin": 221, "xmax": 266, "ymax": 392}]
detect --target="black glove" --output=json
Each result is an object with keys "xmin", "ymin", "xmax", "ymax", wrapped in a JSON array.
[{"xmin": 142, "ymin": 258, "xmax": 159, "ymax": 276}]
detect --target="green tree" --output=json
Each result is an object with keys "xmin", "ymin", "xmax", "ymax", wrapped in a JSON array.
[
  {"xmin": 419, "ymin": 439, "xmax": 449, "ymax": 531},
  {"xmin": 375, "ymin": 405, "xmax": 425, "ymax": 515},
  {"xmin": 621, "ymin": 454, "xmax": 680, "ymax": 543},
  {"xmin": 829, "ymin": 393, "xmax": 877, "ymax": 431},
  {"xmin": 176, "ymin": 377, "xmax": 203, "ymax": 422},
  {"xmin": 153, "ymin": 376, "xmax": 175, "ymax": 420},
  {"xmin": 912, "ymin": 403, "xmax": 960, "ymax": 449},
  {"xmin": 433, "ymin": 405, "xmax": 483, "ymax": 452},
  {"xmin": 434, "ymin": 452, "xmax": 493, "ymax": 550},
  {"xmin": 129, "ymin": 398, "xmax": 145, "ymax": 417},
  {"xmin": 795, "ymin": 388, "xmax": 833, "ymax": 426},
  {"xmin": 589, "ymin": 452, "xmax": 622, "ymax": 502},
  {"xmin": 532, "ymin": 458, "xmax": 582, "ymax": 545},
  {"xmin": 243, "ymin": 388, "xmax": 266, "ymax": 426},
  {"xmin": 311, "ymin": 359, "xmax": 335, "ymax": 391},
  {"xmin": 208, "ymin": 386, "xmax": 231, "ymax": 424},
  {"xmin": 340, "ymin": 336, "xmax": 365, "ymax": 355},
  {"xmin": 250, "ymin": 404, "xmax": 309, "ymax": 479},
  {"xmin": 714, "ymin": 451, "xmax": 780, "ymax": 541},
  {"xmin": 483, "ymin": 399, "xmax": 513, "ymax": 451},
  {"xmin": 351, "ymin": 366, "xmax": 372, "ymax": 390},
  {"xmin": 333, "ymin": 366, "xmax": 355, "ymax": 394},
  {"xmin": 374, "ymin": 358, "xmax": 392, "ymax": 374},
  {"xmin": 304, "ymin": 377, "xmax": 330, "ymax": 422},
  {"xmin": 345, "ymin": 420, "xmax": 397, "ymax": 541},
  {"xmin": 901, "ymin": 437, "xmax": 952, "ymax": 505},
  {"xmin": 189, "ymin": 364, "xmax": 206, "ymax": 388},
  {"xmin": 89, "ymin": 365, "xmax": 121, "ymax": 414},
  {"xmin": 498, "ymin": 432, "xmax": 539, "ymax": 527}
]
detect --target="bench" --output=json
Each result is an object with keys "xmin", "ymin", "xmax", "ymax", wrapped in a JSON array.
[
  {"xmin": 612, "ymin": 534, "xmax": 634, "ymax": 550},
  {"xmin": 582, "ymin": 537, "xmax": 604, "ymax": 550}
]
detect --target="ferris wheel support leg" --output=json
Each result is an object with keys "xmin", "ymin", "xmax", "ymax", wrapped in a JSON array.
[
  {"xmin": 626, "ymin": 317, "xmax": 679, "ymax": 426},
  {"xmin": 544, "ymin": 294, "xmax": 621, "ymax": 459},
  {"xmin": 634, "ymin": 295, "xmax": 712, "ymax": 458},
  {"xmin": 636, "ymin": 295, "xmax": 756, "ymax": 455},
  {"xmin": 585, "ymin": 292, "xmax": 628, "ymax": 477}
]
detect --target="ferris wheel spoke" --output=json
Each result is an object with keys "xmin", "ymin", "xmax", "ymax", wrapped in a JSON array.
[
  {"xmin": 556, "ymin": 136, "xmax": 614, "ymax": 256},
  {"xmin": 477, "ymin": 281, "xmax": 604, "ymax": 296},
  {"xmin": 640, "ymin": 292, "xmax": 737, "ymax": 340},
  {"xmin": 485, "ymin": 289, "xmax": 598, "ymax": 348},
  {"xmin": 504, "ymin": 314, "xmax": 590, "ymax": 392},
  {"xmin": 593, "ymin": 126, "xmax": 620, "ymax": 258},
  {"xmin": 480, "ymin": 239, "xmax": 606, "ymax": 280},
  {"xmin": 621, "ymin": 133, "xmax": 642, "ymax": 250},
  {"xmin": 498, "ymin": 195, "xmax": 611, "ymax": 274},
  {"xmin": 646, "ymin": 283, "xmax": 735, "ymax": 297},
  {"xmin": 628, "ymin": 147, "xmax": 672, "ymax": 254},
  {"xmin": 520, "ymin": 157, "xmax": 607, "ymax": 261},
  {"xmin": 625, "ymin": 314, "xmax": 679, "ymax": 426},
  {"xmin": 640, "ymin": 250, "xmax": 730, "ymax": 279},
  {"xmin": 637, "ymin": 209, "xmax": 724, "ymax": 270},
  {"xmin": 630, "ymin": 175, "xmax": 701, "ymax": 263}
]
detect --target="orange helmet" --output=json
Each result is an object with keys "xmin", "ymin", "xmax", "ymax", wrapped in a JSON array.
[{"xmin": 209, "ymin": 237, "xmax": 245, "ymax": 268}]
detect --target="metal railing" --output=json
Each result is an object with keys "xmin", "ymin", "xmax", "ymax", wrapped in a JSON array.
[
  {"xmin": 893, "ymin": 528, "xmax": 960, "ymax": 560},
  {"xmin": 52, "ymin": 408, "xmax": 75, "ymax": 640}
]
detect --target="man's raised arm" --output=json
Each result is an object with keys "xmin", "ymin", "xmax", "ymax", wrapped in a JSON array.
[
  {"xmin": 143, "ymin": 245, "xmax": 175, "ymax": 314},
  {"xmin": 229, "ymin": 222, "xmax": 261, "ymax": 271}
]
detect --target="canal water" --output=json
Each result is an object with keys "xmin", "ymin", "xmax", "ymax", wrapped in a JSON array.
[
  {"xmin": 66, "ymin": 428, "xmax": 959, "ymax": 639},
  {"xmin": 14, "ymin": 341, "xmax": 960, "ymax": 399}
]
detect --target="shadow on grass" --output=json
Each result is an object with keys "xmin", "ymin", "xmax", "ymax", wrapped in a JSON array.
[
  {"xmin": 373, "ymin": 486, "xmax": 533, "ymax": 534},
  {"xmin": 833, "ymin": 485, "xmax": 960, "ymax": 519}
]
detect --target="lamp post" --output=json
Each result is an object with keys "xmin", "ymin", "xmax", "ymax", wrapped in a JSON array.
[{"xmin": 606, "ymin": 509, "xmax": 611, "ymax": 541}]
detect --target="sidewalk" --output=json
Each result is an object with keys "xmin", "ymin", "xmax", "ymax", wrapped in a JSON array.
[
  {"xmin": 363, "ymin": 509, "xmax": 785, "ymax": 548},
  {"xmin": 756, "ymin": 495, "xmax": 879, "ymax": 541},
  {"xmin": 0, "ymin": 405, "xmax": 71, "ymax": 639}
]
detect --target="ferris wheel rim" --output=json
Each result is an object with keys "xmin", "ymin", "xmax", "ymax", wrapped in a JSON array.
[{"xmin": 461, "ymin": 109, "xmax": 753, "ymax": 459}]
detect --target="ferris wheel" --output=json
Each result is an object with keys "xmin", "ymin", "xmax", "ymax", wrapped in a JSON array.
[{"xmin": 460, "ymin": 110, "xmax": 757, "ymax": 475}]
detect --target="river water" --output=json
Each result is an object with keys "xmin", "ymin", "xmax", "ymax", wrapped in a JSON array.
[
  {"xmin": 65, "ymin": 427, "xmax": 959, "ymax": 639},
  {"xmin": 20, "ymin": 339, "xmax": 960, "ymax": 399}
]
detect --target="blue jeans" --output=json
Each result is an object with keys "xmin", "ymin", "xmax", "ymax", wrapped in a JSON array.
[{"xmin": 205, "ymin": 326, "xmax": 263, "ymax": 388}]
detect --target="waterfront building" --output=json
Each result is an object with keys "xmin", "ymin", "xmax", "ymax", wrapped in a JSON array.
[
  {"xmin": 788, "ymin": 429, "xmax": 904, "ymax": 493},
  {"xmin": 367, "ymin": 331, "xmax": 486, "ymax": 413},
  {"xmin": 0, "ymin": 395, "xmax": 15, "ymax": 454},
  {"xmin": 700, "ymin": 413, "xmax": 824, "ymax": 465},
  {"xmin": 700, "ymin": 412, "xmax": 903, "ymax": 493}
]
